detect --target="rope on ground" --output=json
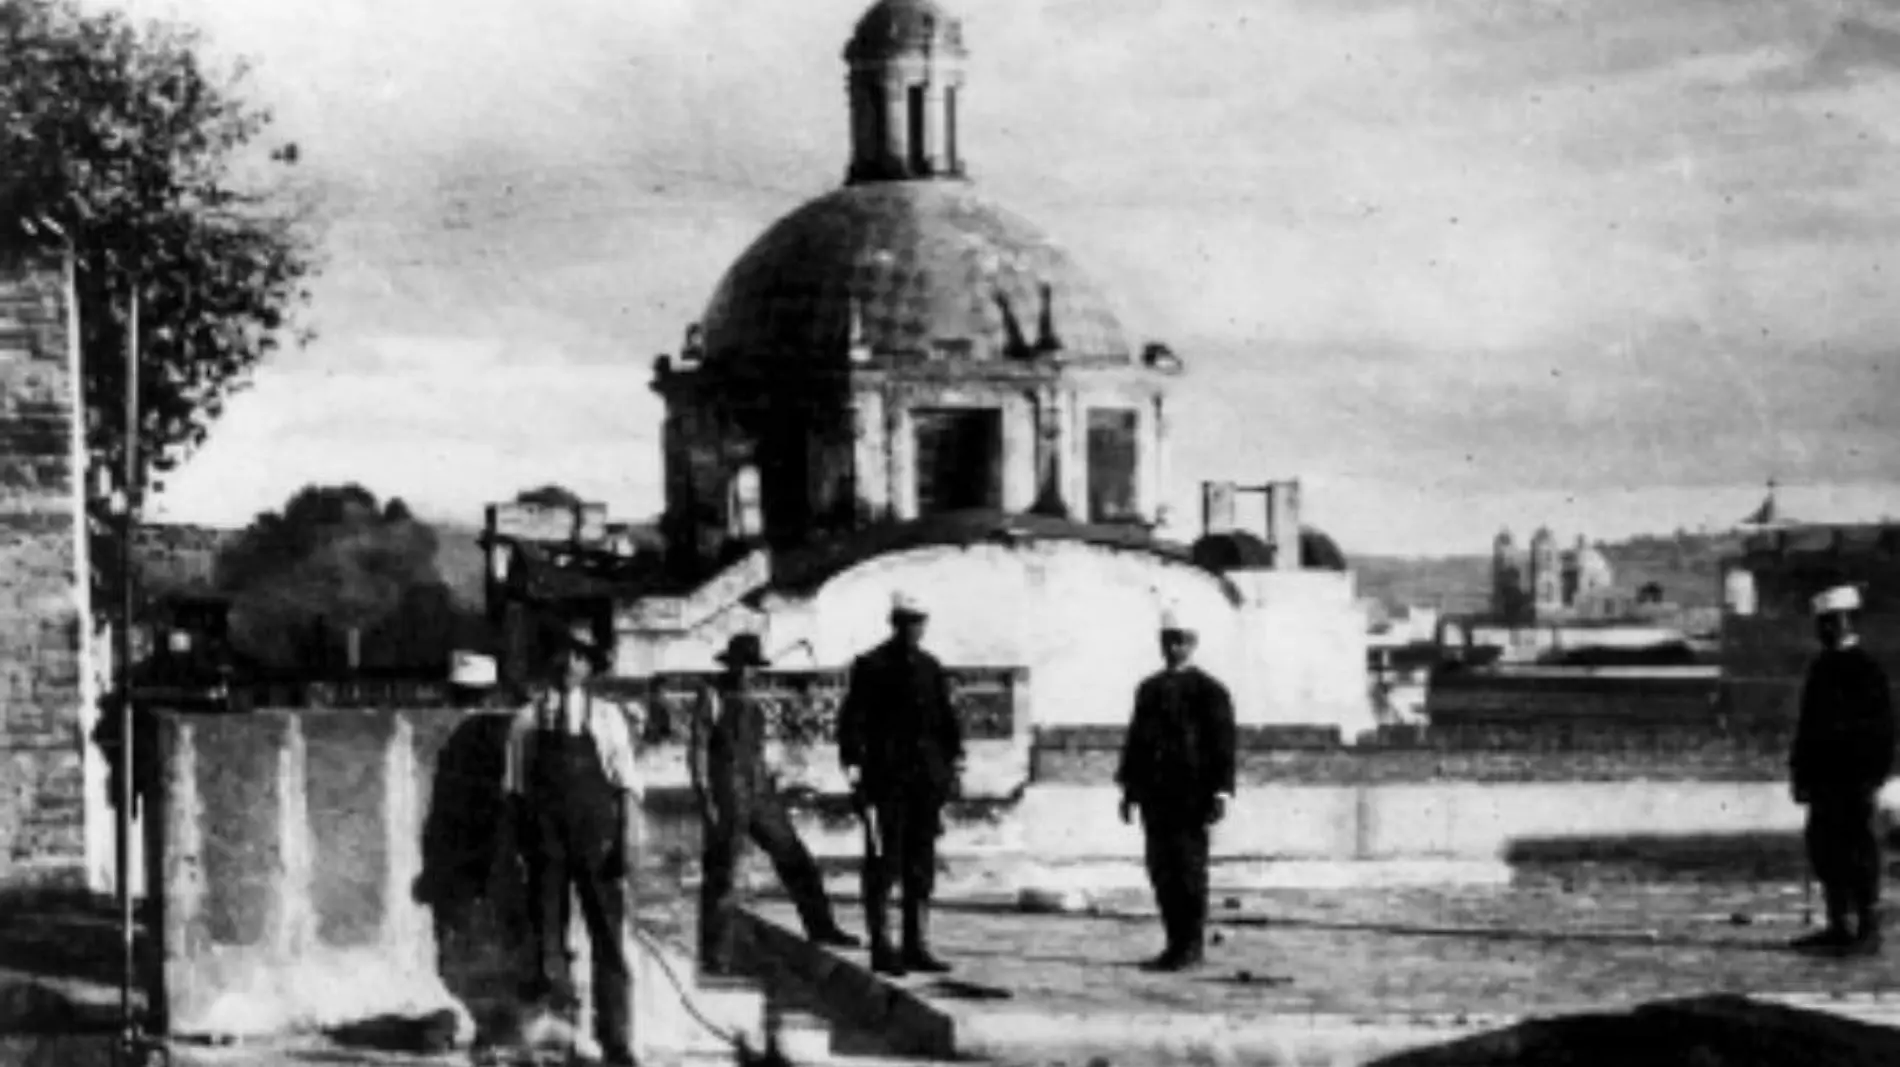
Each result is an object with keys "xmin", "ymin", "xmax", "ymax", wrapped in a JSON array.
[{"xmin": 628, "ymin": 923, "xmax": 744, "ymax": 1053}]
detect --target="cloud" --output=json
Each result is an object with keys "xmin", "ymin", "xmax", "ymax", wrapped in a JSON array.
[
  {"xmin": 1770, "ymin": 13, "xmax": 1900, "ymax": 89},
  {"xmin": 154, "ymin": 331, "xmax": 665, "ymax": 526}
]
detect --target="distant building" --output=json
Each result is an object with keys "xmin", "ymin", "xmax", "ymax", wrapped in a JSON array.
[
  {"xmin": 1721, "ymin": 519, "xmax": 1900, "ymax": 723},
  {"xmin": 1491, "ymin": 527, "xmax": 1616, "ymax": 623},
  {"xmin": 481, "ymin": 0, "xmax": 1375, "ymax": 740}
]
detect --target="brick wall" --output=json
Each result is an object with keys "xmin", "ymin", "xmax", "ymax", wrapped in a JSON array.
[{"xmin": 0, "ymin": 239, "xmax": 86, "ymax": 885}]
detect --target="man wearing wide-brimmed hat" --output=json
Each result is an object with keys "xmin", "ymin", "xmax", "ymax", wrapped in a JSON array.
[
  {"xmin": 692, "ymin": 632, "xmax": 859, "ymax": 975},
  {"xmin": 1790, "ymin": 583, "xmax": 1895, "ymax": 955},
  {"xmin": 837, "ymin": 590, "xmax": 965, "ymax": 976},
  {"xmin": 502, "ymin": 616, "xmax": 640, "ymax": 1064},
  {"xmin": 1116, "ymin": 606, "xmax": 1236, "ymax": 972}
]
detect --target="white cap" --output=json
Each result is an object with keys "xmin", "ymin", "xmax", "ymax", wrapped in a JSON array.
[
  {"xmin": 891, "ymin": 591, "xmax": 927, "ymax": 618},
  {"xmin": 450, "ymin": 651, "xmax": 499, "ymax": 688},
  {"xmin": 1160, "ymin": 607, "xmax": 1192, "ymax": 634},
  {"xmin": 1811, "ymin": 585, "xmax": 1862, "ymax": 616}
]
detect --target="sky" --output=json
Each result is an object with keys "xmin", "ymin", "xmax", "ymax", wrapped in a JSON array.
[{"xmin": 115, "ymin": 0, "xmax": 1900, "ymax": 556}]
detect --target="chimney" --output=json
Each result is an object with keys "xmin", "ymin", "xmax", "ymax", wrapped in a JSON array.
[
  {"xmin": 1034, "ymin": 282, "xmax": 1063, "ymax": 355},
  {"xmin": 1267, "ymin": 480, "xmax": 1301, "ymax": 572},
  {"xmin": 994, "ymin": 290, "xmax": 1032, "ymax": 360}
]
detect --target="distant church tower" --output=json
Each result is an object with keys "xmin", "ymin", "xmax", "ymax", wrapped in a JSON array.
[
  {"xmin": 1561, "ymin": 537, "xmax": 1584, "ymax": 606},
  {"xmin": 1492, "ymin": 528, "xmax": 1526, "ymax": 622},
  {"xmin": 845, "ymin": 0, "xmax": 969, "ymax": 185},
  {"xmin": 1529, "ymin": 526, "xmax": 1562, "ymax": 619}
]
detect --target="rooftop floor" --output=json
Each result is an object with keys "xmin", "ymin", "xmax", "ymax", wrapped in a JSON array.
[
  {"xmin": 749, "ymin": 866, "xmax": 1900, "ymax": 1063},
  {"xmin": 758, "ymin": 882, "xmax": 1900, "ymax": 1020}
]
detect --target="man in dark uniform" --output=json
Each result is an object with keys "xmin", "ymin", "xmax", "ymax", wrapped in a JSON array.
[
  {"xmin": 1116, "ymin": 608, "xmax": 1237, "ymax": 972},
  {"xmin": 1790, "ymin": 583, "xmax": 1896, "ymax": 955},
  {"xmin": 504, "ymin": 618, "xmax": 640, "ymax": 1064},
  {"xmin": 837, "ymin": 591, "xmax": 965, "ymax": 977},
  {"xmin": 693, "ymin": 632, "xmax": 860, "ymax": 975}
]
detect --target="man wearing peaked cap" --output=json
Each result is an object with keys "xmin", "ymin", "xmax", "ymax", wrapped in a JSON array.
[
  {"xmin": 449, "ymin": 651, "xmax": 508, "ymax": 710},
  {"xmin": 1790, "ymin": 583, "xmax": 1896, "ymax": 955},
  {"xmin": 1116, "ymin": 605, "xmax": 1237, "ymax": 972},
  {"xmin": 692, "ymin": 633, "xmax": 859, "ymax": 976},
  {"xmin": 837, "ymin": 589, "xmax": 965, "ymax": 976},
  {"xmin": 890, "ymin": 590, "xmax": 927, "ymax": 619}
]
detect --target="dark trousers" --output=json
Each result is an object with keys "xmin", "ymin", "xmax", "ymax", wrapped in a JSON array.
[
  {"xmin": 860, "ymin": 794, "xmax": 942, "ymax": 951},
  {"xmin": 522, "ymin": 733, "xmax": 632, "ymax": 1059},
  {"xmin": 1806, "ymin": 792, "xmax": 1883, "ymax": 926},
  {"xmin": 1141, "ymin": 807, "xmax": 1211, "ymax": 957},
  {"xmin": 699, "ymin": 772, "xmax": 839, "ymax": 973}
]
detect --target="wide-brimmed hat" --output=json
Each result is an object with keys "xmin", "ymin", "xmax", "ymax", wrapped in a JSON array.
[
  {"xmin": 551, "ymin": 619, "xmax": 614, "ymax": 671},
  {"xmin": 715, "ymin": 633, "xmax": 771, "ymax": 668},
  {"xmin": 1811, "ymin": 584, "xmax": 1862, "ymax": 617}
]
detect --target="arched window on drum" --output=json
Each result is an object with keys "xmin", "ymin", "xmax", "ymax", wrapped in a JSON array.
[{"xmin": 1723, "ymin": 568, "xmax": 1758, "ymax": 617}]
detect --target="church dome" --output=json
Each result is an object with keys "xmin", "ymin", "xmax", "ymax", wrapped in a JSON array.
[{"xmin": 698, "ymin": 181, "xmax": 1133, "ymax": 369}]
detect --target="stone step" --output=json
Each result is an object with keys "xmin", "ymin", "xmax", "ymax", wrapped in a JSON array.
[{"xmin": 771, "ymin": 1009, "xmax": 835, "ymax": 1061}]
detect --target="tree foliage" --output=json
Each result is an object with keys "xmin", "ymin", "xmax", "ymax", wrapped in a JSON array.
[
  {"xmin": 515, "ymin": 484, "xmax": 586, "ymax": 508},
  {"xmin": 213, "ymin": 484, "xmax": 478, "ymax": 673},
  {"xmin": 1, "ymin": 0, "xmax": 318, "ymax": 613}
]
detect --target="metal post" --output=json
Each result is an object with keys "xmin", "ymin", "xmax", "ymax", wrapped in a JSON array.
[{"xmin": 117, "ymin": 280, "xmax": 141, "ymax": 1056}]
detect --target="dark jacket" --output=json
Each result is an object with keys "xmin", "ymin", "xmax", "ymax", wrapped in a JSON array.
[
  {"xmin": 690, "ymin": 682, "xmax": 773, "ymax": 819},
  {"xmin": 1791, "ymin": 644, "xmax": 1896, "ymax": 799},
  {"xmin": 1116, "ymin": 665, "xmax": 1238, "ymax": 814},
  {"xmin": 836, "ymin": 639, "xmax": 965, "ymax": 802}
]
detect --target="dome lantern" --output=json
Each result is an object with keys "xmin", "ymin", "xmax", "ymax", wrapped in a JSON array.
[{"xmin": 845, "ymin": 0, "xmax": 968, "ymax": 185}]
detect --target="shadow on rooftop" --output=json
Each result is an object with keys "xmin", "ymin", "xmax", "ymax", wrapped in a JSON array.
[
  {"xmin": 1505, "ymin": 831, "xmax": 1814, "ymax": 882},
  {"xmin": 920, "ymin": 898, "xmax": 1794, "ymax": 955},
  {"xmin": 1369, "ymin": 993, "xmax": 1900, "ymax": 1067},
  {"xmin": 0, "ymin": 887, "xmax": 134, "ymax": 988},
  {"xmin": 0, "ymin": 888, "xmax": 136, "ymax": 1037}
]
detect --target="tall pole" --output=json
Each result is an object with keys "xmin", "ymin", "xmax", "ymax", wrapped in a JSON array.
[{"xmin": 116, "ymin": 279, "xmax": 140, "ymax": 1053}]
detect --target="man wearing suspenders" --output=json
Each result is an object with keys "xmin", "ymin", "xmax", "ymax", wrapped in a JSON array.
[
  {"xmin": 694, "ymin": 632, "xmax": 860, "ymax": 975},
  {"xmin": 504, "ymin": 618, "xmax": 641, "ymax": 1065}
]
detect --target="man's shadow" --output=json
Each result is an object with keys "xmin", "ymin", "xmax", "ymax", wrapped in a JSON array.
[{"xmin": 411, "ymin": 713, "xmax": 527, "ymax": 1047}]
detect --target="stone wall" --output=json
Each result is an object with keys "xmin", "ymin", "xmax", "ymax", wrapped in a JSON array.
[
  {"xmin": 0, "ymin": 239, "xmax": 86, "ymax": 887},
  {"xmin": 1031, "ymin": 740, "xmax": 1791, "ymax": 787}
]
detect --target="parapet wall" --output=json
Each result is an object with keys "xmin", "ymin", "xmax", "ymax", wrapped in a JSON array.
[
  {"xmin": 153, "ymin": 662, "xmax": 1874, "ymax": 1039},
  {"xmin": 152, "ymin": 667, "xmax": 1030, "ymax": 1039}
]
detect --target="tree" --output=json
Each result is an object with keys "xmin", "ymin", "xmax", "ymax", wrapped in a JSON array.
[
  {"xmin": 515, "ymin": 484, "xmax": 586, "ymax": 508},
  {"xmin": 2, "ymin": 0, "xmax": 318, "ymax": 615},
  {"xmin": 213, "ymin": 484, "xmax": 477, "ymax": 674}
]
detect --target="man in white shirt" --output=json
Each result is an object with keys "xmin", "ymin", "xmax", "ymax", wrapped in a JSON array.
[{"xmin": 503, "ymin": 619, "xmax": 641, "ymax": 1065}]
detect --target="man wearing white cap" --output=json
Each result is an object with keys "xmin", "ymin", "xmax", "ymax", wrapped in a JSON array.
[
  {"xmin": 449, "ymin": 651, "xmax": 508, "ymax": 710},
  {"xmin": 1116, "ymin": 606, "xmax": 1237, "ymax": 972},
  {"xmin": 1790, "ymin": 583, "xmax": 1895, "ymax": 954},
  {"xmin": 837, "ymin": 590, "xmax": 966, "ymax": 976}
]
